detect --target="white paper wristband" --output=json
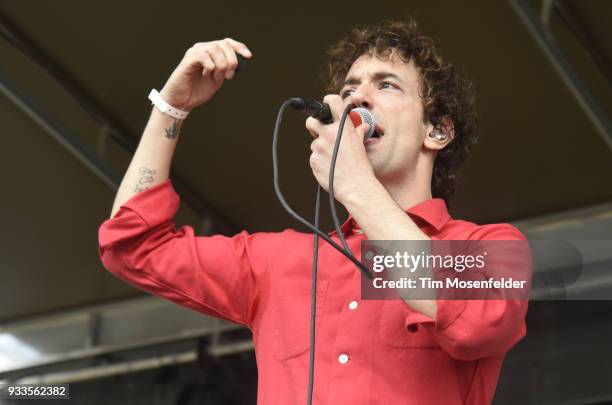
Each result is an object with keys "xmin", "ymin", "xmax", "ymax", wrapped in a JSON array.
[{"xmin": 148, "ymin": 89, "xmax": 189, "ymax": 120}]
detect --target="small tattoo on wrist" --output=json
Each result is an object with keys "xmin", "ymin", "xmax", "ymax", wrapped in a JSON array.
[{"xmin": 165, "ymin": 119, "xmax": 183, "ymax": 139}]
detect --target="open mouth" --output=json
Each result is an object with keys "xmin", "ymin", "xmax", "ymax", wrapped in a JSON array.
[{"xmin": 366, "ymin": 125, "xmax": 385, "ymax": 142}]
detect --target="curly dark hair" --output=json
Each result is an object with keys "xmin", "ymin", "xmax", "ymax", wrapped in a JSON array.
[{"xmin": 322, "ymin": 17, "xmax": 479, "ymax": 204}]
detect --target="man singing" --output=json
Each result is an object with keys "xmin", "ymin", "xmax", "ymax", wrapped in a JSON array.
[{"xmin": 99, "ymin": 17, "xmax": 528, "ymax": 404}]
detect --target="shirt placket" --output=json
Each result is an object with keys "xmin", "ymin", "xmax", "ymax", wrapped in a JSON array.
[{"xmin": 326, "ymin": 232, "xmax": 373, "ymax": 404}]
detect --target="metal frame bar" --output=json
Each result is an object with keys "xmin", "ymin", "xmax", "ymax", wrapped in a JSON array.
[
  {"xmin": 553, "ymin": 0, "xmax": 612, "ymax": 88},
  {"xmin": 540, "ymin": 0, "xmax": 554, "ymax": 26},
  {"xmin": 508, "ymin": 0, "xmax": 612, "ymax": 152},
  {"xmin": 7, "ymin": 338, "xmax": 256, "ymax": 385},
  {"xmin": 11, "ymin": 351, "xmax": 199, "ymax": 385},
  {"xmin": 0, "ymin": 70, "xmax": 122, "ymax": 190},
  {"xmin": 0, "ymin": 296, "xmax": 244, "ymax": 378}
]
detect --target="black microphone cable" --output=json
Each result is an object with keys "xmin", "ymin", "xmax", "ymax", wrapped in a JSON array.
[
  {"xmin": 272, "ymin": 99, "xmax": 373, "ymax": 405},
  {"xmin": 272, "ymin": 100, "xmax": 371, "ymax": 274}
]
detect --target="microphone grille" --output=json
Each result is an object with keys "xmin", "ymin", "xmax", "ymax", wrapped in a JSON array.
[{"xmin": 351, "ymin": 107, "xmax": 376, "ymax": 138}]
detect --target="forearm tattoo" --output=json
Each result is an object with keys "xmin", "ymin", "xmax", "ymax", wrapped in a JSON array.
[
  {"xmin": 134, "ymin": 167, "xmax": 156, "ymax": 193},
  {"xmin": 165, "ymin": 118, "xmax": 183, "ymax": 139}
]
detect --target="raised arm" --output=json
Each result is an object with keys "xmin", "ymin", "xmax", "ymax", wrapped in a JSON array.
[
  {"xmin": 110, "ymin": 38, "xmax": 252, "ymax": 218},
  {"xmin": 98, "ymin": 39, "xmax": 284, "ymax": 326}
]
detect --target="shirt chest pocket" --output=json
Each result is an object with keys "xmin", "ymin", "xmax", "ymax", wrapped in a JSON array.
[
  {"xmin": 273, "ymin": 281, "xmax": 329, "ymax": 361},
  {"xmin": 379, "ymin": 300, "xmax": 440, "ymax": 349}
]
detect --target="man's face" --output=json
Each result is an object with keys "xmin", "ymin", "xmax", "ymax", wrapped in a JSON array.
[{"xmin": 340, "ymin": 51, "xmax": 433, "ymax": 183}]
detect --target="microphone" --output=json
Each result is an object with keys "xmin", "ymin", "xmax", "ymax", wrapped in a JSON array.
[{"xmin": 289, "ymin": 98, "xmax": 377, "ymax": 140}]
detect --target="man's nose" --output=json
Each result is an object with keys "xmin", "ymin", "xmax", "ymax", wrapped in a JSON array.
[{"xmin": 349, "ymin": 85, "xmax": 372, "ymax": 109}]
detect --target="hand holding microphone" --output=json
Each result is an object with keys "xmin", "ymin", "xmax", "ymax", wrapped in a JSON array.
[
  {"xmin": 290, "ymin": 98, "xmax": 379, "ymax": 142},
  {"xmin": 295, "ymin": 94, "xmax": 378, "ymax": 203}
]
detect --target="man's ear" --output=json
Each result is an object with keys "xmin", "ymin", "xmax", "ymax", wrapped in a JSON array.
[{"xmin": 424, "ymin": 116, "xmax": 455, "ymax": 151}]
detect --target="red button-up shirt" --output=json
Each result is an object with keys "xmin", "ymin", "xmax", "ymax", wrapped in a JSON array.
[{"xmin": 98, "ymin": 179, "xmax": 528, "ymax": 405}]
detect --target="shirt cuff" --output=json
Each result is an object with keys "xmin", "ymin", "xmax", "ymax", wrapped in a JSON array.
[
  {"xmin": 121, "ymin": 179, "xmax": 180, "ymax": 228},
  {"xmin": 99, "ymin": 179, "xmax": 179, "ymax": 249}
]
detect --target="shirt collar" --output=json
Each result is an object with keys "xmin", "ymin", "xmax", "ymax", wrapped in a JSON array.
[{"xmin": 329, "ymin": 198, "xmax": 451, "ymax": 235}]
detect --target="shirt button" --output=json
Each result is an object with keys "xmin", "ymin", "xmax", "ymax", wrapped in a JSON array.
[
  {"xmin": 407, "ymin": 323, "xmax": 419, "ymax": 333},
  {"xmin": 355, "ymin": 229, "xmax": 364, "ymax": 235},
  {"xmin": 348, "ymin": 300, "xmax": 358, "ymax": 310},
  {"xmin": 338, "ymin": 354, "xmax": 349, "ymax": 364}
]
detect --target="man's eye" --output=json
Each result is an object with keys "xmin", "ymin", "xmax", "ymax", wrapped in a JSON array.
[
  {"xmin": 380, "ymin": 82, "xmax": 398, "ymax": 89},
  {"xmin": 341, "ymin": 89, "xmax": 354, "ymax": 98}
]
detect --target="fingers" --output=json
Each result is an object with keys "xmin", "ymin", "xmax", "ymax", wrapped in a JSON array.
[
  {"xmin": 205, "ymin": 44, "xmax": 228, "ymax": 84},
  {"xmin": 183, "ymin": 45, "xmax": 214, "ymax": 76},
  {"xmin": 199, "ymin": 52, "xmax": 215, "ymax": 77},
  {"xmin": 322, "ymin": 94, "xmax": 347, "ymax": 122},
  {"xmin": 355, "ymin": 122, "xmax": 371, "ymax": 139},
  {"xmin": 219, "ymin": 44, "xmax": 238, "ymax": 80},
  {"xmin": 310, "ymin": 137, "xmax": 324, "ymax": 153},
  {"xmin": 187, "ymin": 38, "xmax": 252, "ymax": 82},
  {"xmin": 221, "ymin": 38, "xmax": 252, "ymax": 79},
  {"xmin": 224, "ymin": 37, "xmax": 252, "ymax": 59},
  {"xmin": 305, "ymin": 117, "xmax": 321, "ymax": 139},
  {"xmin": 309, "ymin": 138, "xmax": 324, "ymax": 171}
]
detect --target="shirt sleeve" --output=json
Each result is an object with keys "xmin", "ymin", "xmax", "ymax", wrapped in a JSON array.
[
  {"xmin": 402, "ymin": 223, "xmax": 531, "ymax": 361},
  {"xmin": 98, "ymin": 179, "xmax": 285, "ymax": 327}
]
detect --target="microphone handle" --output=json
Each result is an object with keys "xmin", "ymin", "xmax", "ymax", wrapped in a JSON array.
[
  {"xmin": 309, "ymin": 101, "xmax": 333, "ymax": 124},
  {"xmin": 288, "ymin": 98, "xmax": 333, "ymax": 124}
]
